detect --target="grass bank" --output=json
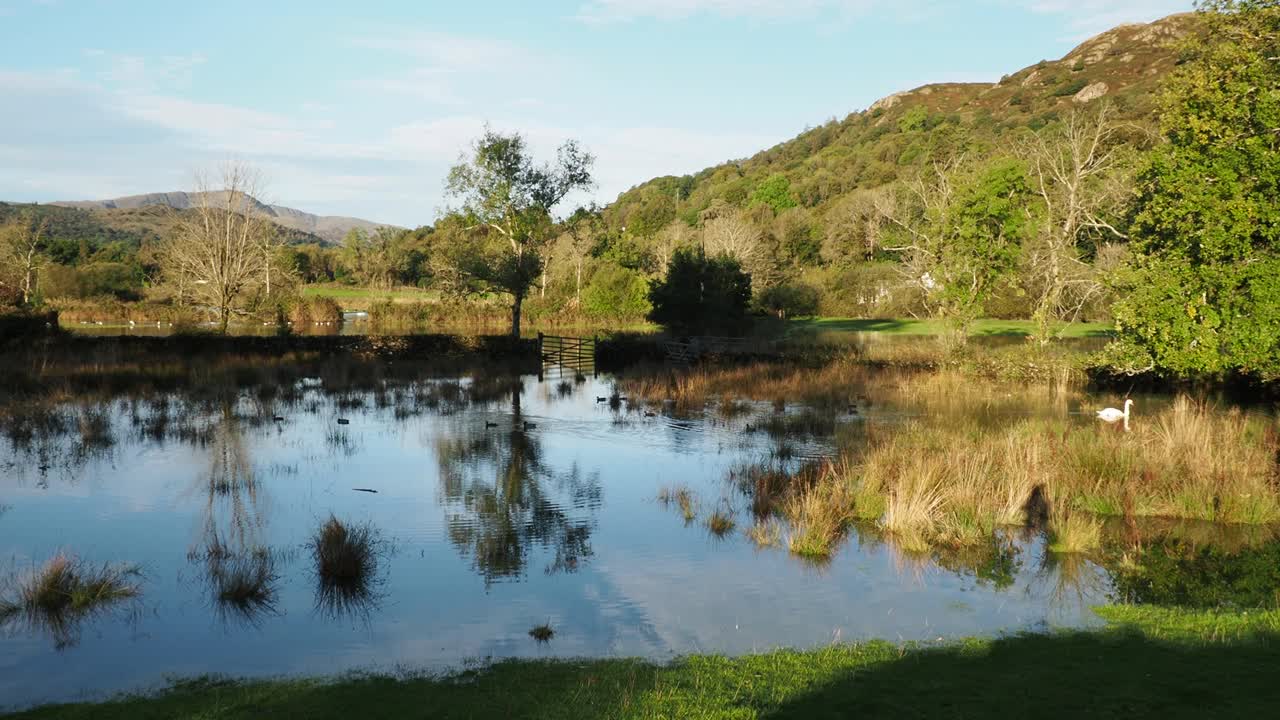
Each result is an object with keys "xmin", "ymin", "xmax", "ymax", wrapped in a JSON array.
[
  {"xmin": 7, "ymin": 607, "xmax": 1278, "ymax": 719},
  {"xmin": 786, "ymin": 317, "xmax": 1114, "ymax": 339}
]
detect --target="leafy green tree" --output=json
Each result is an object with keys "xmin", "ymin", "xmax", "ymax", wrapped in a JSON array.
[
  {"xmin": 648, "ymin": 248, "xmax": 752, "ymax": 334},
  {"xmin": 582, "ymin": 265, "xmax": 651, "ymax": 320},
  {"xmin": 445, "ymin": 129, "xmax": 594, "ymax": 337},
  {"xmin": 749, "ymin": 174, "xmax": 798, "ymax": 214},
  {"xmin": 1110, "ymin": 0, "xmax": 1280, "ymax": 376},
  {"xmin": 756, "ymin": 281, "xmax": 821, "ymax": 319},
  {"xmin": 885, "ymin": 157, "xmax": 1032, "ymax": 340}
]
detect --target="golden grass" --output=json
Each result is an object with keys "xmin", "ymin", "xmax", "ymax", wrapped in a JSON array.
[
  {"xmin": 811, "ymin": 396, "xmax": 1280, "ymax": 555},
  {"xmin": 745, "ymin": 519, "xmax": 782, "ymax": 548},
  {"xmin": 1047, "ymin": 509, "xmax": 1104, "ymax": 554},
  {"xmin": 0, "ymin": 554, "xmax": 141, "ymax": 647},
  {"xmin": 784, "ymin": 476, "xmax": 855, "ymax": 559},
  {"xmin": 658, "ymin": 485, "xmax": 698, "ymax": 522},
  {"xmin": 706, "ymin": 510, "xmax": 737, "ymax": 538}
]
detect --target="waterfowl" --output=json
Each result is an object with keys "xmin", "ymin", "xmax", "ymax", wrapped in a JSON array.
[
  {"xmin": 596, "ymin": 397, "xmax": 608, "ymax": 403},
  {"xmin": 485, "ymin": 421, "xmax": 499, "ymax": 428},
  {"xmin": 1096, "ymin": 399, "xmax": 1133, "ymax": 425},
  {"xmin": 337, "ymin": 418, "xmax": 351, "ymax": 425},
  {"xmin": 523, "ymin": 421, "xmax": 538, "ymax": 430},
  {"xmin": 272, "ymin": 416, "xmax": 284, "ymax": 422},
  {"xmin": 644, "ymin": 411, "xmax": 657, "ymax": 418}
]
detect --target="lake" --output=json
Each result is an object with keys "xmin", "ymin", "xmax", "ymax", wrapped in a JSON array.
[{"xmin": 0, "ymin": 359, "xmax": 1269, "ymax": 709}]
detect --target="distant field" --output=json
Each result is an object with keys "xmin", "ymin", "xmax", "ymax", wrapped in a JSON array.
[
  {"xmin": 300, "ymin": 285, "xmax": 438, "ymax": 310},
  {"xmin": 787, "ymin": 317, "xmax": 1115, "ymax": 339}
]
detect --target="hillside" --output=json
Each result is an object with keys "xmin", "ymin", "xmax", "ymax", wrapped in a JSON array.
[
  {"xmin": 0, "ymin": 201, "xmax": 327, "ymax": 261},
  {"xmin": 51, "ymin": 192, "xmax": 393, "ymax": 245},
  {"xmin": 604, "ymin": 13, "xmax": 1195, "ymax": 234}
]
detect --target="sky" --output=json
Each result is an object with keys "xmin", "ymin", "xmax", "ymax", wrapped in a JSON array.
[{"xmin": 0, "ymin": 0, "xmax": 1194, "ymax": 227}]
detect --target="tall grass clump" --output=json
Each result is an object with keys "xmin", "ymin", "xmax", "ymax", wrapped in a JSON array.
[
  {"xmin": 210, "ymin": 552, "xmax": 280, "ymax": 623},
  {"xmin": 785, "ymin": 476, "xmax": 854, "ymax": 559},
  {"xmin": 706, "ymin": 508, "xmax": 737, "ymax": 538},
  {"xmin": 0, "ymin": 554, "xmax": 141, "ymax": 647},
  {"xmin": 1047, "ymin": 508, "xmax": 1103, "ymax": 554},
  {"xmin": 658, "ymin": 485, "xmax": 698, "ymax": 522},
  {"xmin": 310, "ymin": 515, "xmax": 382, "ymax": 617},
  {"xmin": 817, "ymin": 396, "xmax": 1279, "ymax": 556}
]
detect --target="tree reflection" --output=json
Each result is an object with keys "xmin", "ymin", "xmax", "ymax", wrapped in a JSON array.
[
  {"xmin": 187, "ymin": 400, "xmax": 280, "ymax": 626},
  {"xmin": 436, "ymin": 387, "xmax": 601, "ymax": 585}
]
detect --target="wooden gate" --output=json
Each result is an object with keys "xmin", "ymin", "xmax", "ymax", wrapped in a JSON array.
[{"xmin": 538, "ymin": 333, "xmax": 597, "ymax": 379}]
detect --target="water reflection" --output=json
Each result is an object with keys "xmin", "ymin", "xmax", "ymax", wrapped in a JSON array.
[
  {"xmin": 437, "ymin": 386, "xmax": 601, "ymax": 585},
  {"xmin": 310, "ymin": 515, "xmax": 385, "ymax": 621}
]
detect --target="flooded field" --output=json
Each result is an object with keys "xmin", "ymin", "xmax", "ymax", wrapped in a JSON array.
[{"xmin": 1, "ymin": 353, "xmax": 1276, "ymax": 709}]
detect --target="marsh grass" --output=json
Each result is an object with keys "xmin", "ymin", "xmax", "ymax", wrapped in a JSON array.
[
  {"xmin": 0, "ymin": 554, "xmax": 141, "ymax": 648},
  {"xmin": 785, "ymin": 478, "xmax": 854, "ymax": 559},
  {"xmin": 1047, "ymin": 509, "xmax": 1104, "ymax": 554},
  {"xmin": 746, "ymin": 519, "xmax": 782, "ymax": 548},
  {"xmin": 658, "ymin": 485, "xmax": 698, "ymax": 523},
  {"xmin": 310, "ymin": 515, "xmax": 382, "ymax": 618},
  {"xmin": 815, "ymin": 397, "xmax": 1280, "ymax": 559},
  {"xmin": 706, "ymin": 508, "xmax": 737, "ymax": 538},
  {"xmin": 528, "ymin": 622, "xmax": 555, "ymax": 643}
]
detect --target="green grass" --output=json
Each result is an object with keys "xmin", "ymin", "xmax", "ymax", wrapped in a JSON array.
[
  {"xmin": 786, "ymin": 317, "xmax": 1114, "ymax": 339},
  {"xmin": 300, "ymin": 285, "xmax": 439, "ymax": 311},
  {"xmin": 8, "ymin": 607, "xmax": 1279, "ymax": 719}
]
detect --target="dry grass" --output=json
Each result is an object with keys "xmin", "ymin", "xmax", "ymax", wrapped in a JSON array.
[
  {"xmin": 706, "ymin": 509, "xmax": 737, "ymax": 538},
  {"xmin": 1047, "ymin": 509, "xmax": 1104, "ymax": 554},
  {"xmin": 0, "ymin": 554, "xmax": 141, "ymax": 647},
  {"xmin": 785, "ymin": 477, "xmax": 855, "ymax": 559},
  {"xmin": 745, "ymin": 519, "xmax": 782, "ymax": 548},
  {"xmin": 811, "ymin": 395, "xmax": 1280, "ymax": 554},
  {"xmin": 658, "ymin": 485, "xmax": 699, "ymax": 523},
  {"xmin": 310, "ymin": 515, "xmax": 381, "ymax": 617}
]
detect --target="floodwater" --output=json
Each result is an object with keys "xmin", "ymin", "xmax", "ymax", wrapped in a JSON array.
[{"xmin": 0, "ymin": 365, "xmax": 1258, "ymax": 708}]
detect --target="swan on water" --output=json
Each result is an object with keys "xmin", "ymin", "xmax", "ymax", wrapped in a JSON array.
[{"xmin": 1096, "ymin": 399, "xmax": 1133, "ymax": 424}]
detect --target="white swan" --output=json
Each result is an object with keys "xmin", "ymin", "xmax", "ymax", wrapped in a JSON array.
[{"xmin": 1096, "ymin": 399, "xmax": 1133, "ymax": 424}]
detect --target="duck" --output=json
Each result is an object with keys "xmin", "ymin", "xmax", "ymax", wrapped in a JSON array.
[
  {"xmin": 596, "ymin": 397, "xmax": 608, "ymax": 403},
  {"xmin": 485, "ymin": 421, "xmax": 499, "ymax": 428},
  {"xmin": 644, "ymin": 411, "xmax": 657, "ymax": 418},
  {"xmin": 1096, "ymin": 399, "xmax": 1133, "ymax": 425},
  {"xmin": 337, "ymin": 418, "xmax": 351, "ymax": 425},
  {"xmin": 523, "ymin": 421, "xmax": 538, "ymax": 430}
]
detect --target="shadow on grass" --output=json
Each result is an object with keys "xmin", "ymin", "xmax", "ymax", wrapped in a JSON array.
[{"xmin": 10, "ymin": 628, "xmax": 1280, "ymax": 719}]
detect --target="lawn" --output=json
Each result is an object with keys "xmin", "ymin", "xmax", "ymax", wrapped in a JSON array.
[
  {"xmin": 300, "ymin": 284, "xmax": 440, "ymax": 311},
  {"xmin": 787, "ymin": 317, "xmax": 1115, "ymax": 339},
  {"xmin": 8, "ymin": 607, "xmax": 1278, "ymax": 719}
]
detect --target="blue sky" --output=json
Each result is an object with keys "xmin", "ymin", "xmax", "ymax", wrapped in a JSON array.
[{"xmin": 0, "ymin": 0, "xmax": 1193, "ymax": 226}]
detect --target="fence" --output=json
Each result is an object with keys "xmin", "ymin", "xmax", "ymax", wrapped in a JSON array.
[{"xmin": 538, "ymin": 333, "xmax": 597, "ymax": 380}]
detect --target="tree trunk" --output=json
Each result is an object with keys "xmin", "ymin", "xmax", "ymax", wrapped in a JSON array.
[{"xmin": 510, "ymin": 291, "xmax": 524, "ymax": 339}]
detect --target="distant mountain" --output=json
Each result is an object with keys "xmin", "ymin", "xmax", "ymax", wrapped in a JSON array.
[{"xmin": 51, "ymin": 192, "xmax": 396, "ymax": 245}]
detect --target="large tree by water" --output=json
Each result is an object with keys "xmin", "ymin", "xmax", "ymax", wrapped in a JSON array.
[
  {"xmin": 1110, "ymin": 0, "xmax": 1280, "ymax": 376},
  {"xmin": 445, "ymin": 130, "xmax": 594, "ymax": 338}
]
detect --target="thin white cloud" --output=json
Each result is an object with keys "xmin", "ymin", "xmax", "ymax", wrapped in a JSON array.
[
  {"xmin": 576, "ymin": 0, "xmax": 878, "ymax": 23},
  {"xmin": 1024, "ymin": 0, "xmax": 1193, "ymax": 38}
]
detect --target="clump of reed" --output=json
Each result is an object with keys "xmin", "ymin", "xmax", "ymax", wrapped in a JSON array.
[
  {"xmin": 309, "ymin": 515, "xmax": 382, "ymax": 617},
  {"xmin": 822, "ymin": 396, "xmax": 1280, "ymax": 555},
  {"xmin": 658, "ymin": 485, "xmax": 698, "ymax": 522},
  {"xmin": 706, "ymin": 508, "xmax": 737, "ymax": 538},
  {"xmin": 784, "ymin": 475, "xmax": 855, "ymax": 559},
  {"xmin": 746, "ymin": 519, "xmax": 782, "ymax": 548},
  {"xmin": 286, "ymin": 296, "xmax": 343, "ymax": 327},
  {"xmin": 528, "ymin": 622, "xmax": 555, "ymax": 642},
  {"xmin": 368, "ymin": 300, "xmax": 433, "ymax": 329},
  {"xmin": 1047, "ymin": 508, "xmax": 1103, "ymax": 554},
  {"xmin": 0, "ymin": 554, "xmax": 141, "ymax": 647}
]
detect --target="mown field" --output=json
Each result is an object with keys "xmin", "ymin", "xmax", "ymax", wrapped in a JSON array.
[{"xmin": 7, "ymin": 607, "xmax": 1277, "ymax": 719}]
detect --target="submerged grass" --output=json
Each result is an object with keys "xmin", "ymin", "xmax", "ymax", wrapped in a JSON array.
[
  {"xmin": 0, "ymin": 554, "xmax": 141, "ymax": 648},
  {"xmin": 11, "ymin": 607, "xmax": 1280, "ymax": 719}
]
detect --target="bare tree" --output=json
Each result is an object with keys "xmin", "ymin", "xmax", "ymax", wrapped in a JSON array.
[
  {"xmin": 700, "ymin": 207, "xmax": 781, "ymax": 286},
  {"xmin": 0, "ymin": 211, "xmax": 50, "ymax": 306},
  {"xmin": 1023, "ymin": 104, "xmax": 1131, "ymax": 344},
  {"xmin": 162, "ymin": 163, "xmax": 270, "ymax": 334}
]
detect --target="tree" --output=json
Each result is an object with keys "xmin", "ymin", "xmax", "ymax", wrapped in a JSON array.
[
  {"xmin": 0, "ymin": 211, "xmax": 50, "ymax": 306},
  {"xmin": 445, "ymin": 129, "xmax": 594, "ymax": 337},
  {"xmin": 883, "ymin": 157, "xmax": 1032, "ymax": 341},
  {"xmin": 161, "ymin": 163, "xmax": 270, "ymax": 334},
  {"xmin": 1110, "ymin": 1, "xmax": 1280, "ymax": 376},
  {"xmin": 648, "ymin": 247, "xmax": 752, "ymax": 334},
  {"xmin": 1021, "ymin": 104, "xmax": 1135, "ymax": 344},
  {"xmin": 562, "ymin": 205, "xmax": 604, "ymax": 307},
  {"xmin": 582, "ymin": 264, "xmax": 651, "ymax": 320}
]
